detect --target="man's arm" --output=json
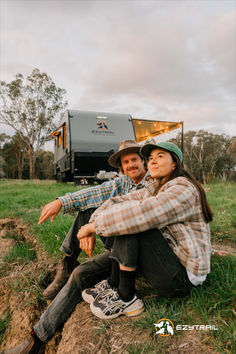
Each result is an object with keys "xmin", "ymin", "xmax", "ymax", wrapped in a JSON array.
[
  {"xmin": 38, "ymin": 199, "xmax": 62, "ymax": 224},
  {"xmin": 38, "ymin": 177, "xmax": 125, "ymax": 224}
]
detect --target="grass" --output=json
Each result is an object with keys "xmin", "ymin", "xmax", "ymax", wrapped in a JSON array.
[
  {"xmin": 0, "ymin": 179, "xmax": 235, "ymax": 352},
  {"xmin": 3, "ymin": 243, "xmax": 36, "ymax": 264},
  {"xmin": 206, "ymin": 183, "xmax": 236, "ymax": 243},
  {"xmin": 10, "ymin": 269, "xmax": 50, "ymax": 309},
  {"xmin": 0, "ymin": 179, "xmax": 104, "ymax": 261},
  {"xmin": 0, "ymin": 308, "xmax": 11, "ymax": 343}
]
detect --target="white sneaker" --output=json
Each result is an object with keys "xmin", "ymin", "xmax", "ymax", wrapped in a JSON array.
[
  {"xmin": 90, "ymin": 288, "xmax": 145, "ymax": 319},
  {"xmin": 82, "ymin": 279, "xmax": 113, "ymax": 304}
]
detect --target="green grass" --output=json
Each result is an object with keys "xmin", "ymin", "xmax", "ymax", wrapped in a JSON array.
[
  {"xmin": 206, "ymin": 183, "xmax": 236, "ymax": 243},
  {"xmin": 0, "ymin": 179, "xmax": 103, "ymax": 261},
  {"xmin": 10, "ymin": 269, "xmax": 49, "ymax": 309},
  {"xmin": 3, "ymin": 243, "xmax": 36, "ymax": 264},
  {"xmin": 0, "ymin": 179, "xmax": 235, "ymax": 352},
  {"xmin": 0, "ymin": 241, "xmax": 37, "ymax": 277},
  {"xmin": 0, "ymin": 308, "xmax": 11, "ymax": 343}
]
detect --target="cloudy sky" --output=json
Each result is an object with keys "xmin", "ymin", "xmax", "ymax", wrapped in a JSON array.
[{"xmin": 0, "ymin": 0, "xmax": 236, "ymax": 144}]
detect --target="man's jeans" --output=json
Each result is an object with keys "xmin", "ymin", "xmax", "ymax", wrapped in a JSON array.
[
  {"xmin": 34, "ymin": 251, "xmax": 111, "ymax": 342},
  {"xmin": 34, "ymin": 208, "xmax": 112, "ymax": 342},
  {"xmin": 109, "ymin": 228, "xmax": 193, "ymax": 298}
]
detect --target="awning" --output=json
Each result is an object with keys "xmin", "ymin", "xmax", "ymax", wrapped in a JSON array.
[{"xmin": 132, "ymin": 119, "xmax": 183, "ymax": 143}]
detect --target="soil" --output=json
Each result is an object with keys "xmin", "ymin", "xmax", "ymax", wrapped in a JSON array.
[{"xmin": 0, "ymin": 218, "xmax": 235, "ymax": 353}]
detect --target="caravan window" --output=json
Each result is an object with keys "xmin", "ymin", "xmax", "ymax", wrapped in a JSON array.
[{"xmin": 58, "ymin": 133, "xmax": 61, "ymax": 147}]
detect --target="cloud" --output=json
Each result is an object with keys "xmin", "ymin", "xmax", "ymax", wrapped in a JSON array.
[{"xmin": 0, "ymin": 0, "xmax": 235, "ymax": 137}]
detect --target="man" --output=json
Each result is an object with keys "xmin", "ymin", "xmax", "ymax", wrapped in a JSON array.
[
  {"xmin": 1, "ymin": 140, "xmax": 147, "ymax": 354},
  {"xmin": 40, "ymin": 139, "xmax": 147, "ymax": 300}
]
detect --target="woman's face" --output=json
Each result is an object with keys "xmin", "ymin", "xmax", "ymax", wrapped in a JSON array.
[{"xmin": 147, "ymin": 148, "xmax": 176, "ymax": 180}]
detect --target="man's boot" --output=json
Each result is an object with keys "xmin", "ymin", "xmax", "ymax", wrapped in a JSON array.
[
  {"xmin": 43, "ymin": 256, "xmax": 79, "ymax": 300},
  {"xmin": 0, "ymin": 334, "xmax": 45, "ymax": 354}
]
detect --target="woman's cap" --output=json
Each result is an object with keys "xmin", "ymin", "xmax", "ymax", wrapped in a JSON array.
[
  {"xmin": 108, "ymin": 140, "xmax": 141, "ymax": 168},
  {"xmin": 140, "ymin": 142, "xmax": 183, "ymax": 163}
]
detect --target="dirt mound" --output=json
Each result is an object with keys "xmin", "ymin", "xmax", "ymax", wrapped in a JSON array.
[{"xmin": 0, "ymin": 218, "xmax": 52, "ymax": 351}]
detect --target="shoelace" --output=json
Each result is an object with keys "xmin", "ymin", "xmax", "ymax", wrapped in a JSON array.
[
  {"xmin": 99, "ymin": 289, "xmax": 120, "ymax": 306},
  {"xmin": 95, "ymin": 279, "xmax": 108, "ymax": 291}
]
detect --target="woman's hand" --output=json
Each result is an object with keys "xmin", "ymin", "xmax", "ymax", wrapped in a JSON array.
[
  {"xmin": 79, "ymin": 235, "xmax": 96, "ymax": 257},
  {"xmin": 77, "ymin": 223, "xmax": 95, "ymax": 239},
  {"xmin": 77, "ymin": 223, "xmax": 96, "ymax": 257}
]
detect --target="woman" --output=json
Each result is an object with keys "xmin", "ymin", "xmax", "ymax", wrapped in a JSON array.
[{"xmin": 78, "ymin": 142, "xmax": 213, "ymax": 320}]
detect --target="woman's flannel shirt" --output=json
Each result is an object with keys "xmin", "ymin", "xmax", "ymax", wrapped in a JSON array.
[{"xmin": 91, "ymin": 177, "xmax": 211, "ymax": 276}]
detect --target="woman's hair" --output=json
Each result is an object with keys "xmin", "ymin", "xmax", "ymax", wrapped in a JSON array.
[{"xmin": 168, "ymin": 153, "xmax": 213, "ymax": 223}]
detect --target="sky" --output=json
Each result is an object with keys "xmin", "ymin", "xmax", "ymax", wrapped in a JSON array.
[{"xmin": 0, "ymin": 0, "xmax": 236, "ymax": 149}]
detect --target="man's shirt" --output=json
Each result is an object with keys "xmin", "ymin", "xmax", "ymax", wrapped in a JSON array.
[{"xmin": 59, "ymin": 174, "xmax": 148, "ymax": 214}]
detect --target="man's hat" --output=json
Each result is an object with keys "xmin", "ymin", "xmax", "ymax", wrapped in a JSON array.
[
  {"xmin": 108, "ymin": 140, "xmax": 141, "ymax": 168},
  {"xmin": 140, "ymin": 141, "xmax": 183, "ymax": 163}
]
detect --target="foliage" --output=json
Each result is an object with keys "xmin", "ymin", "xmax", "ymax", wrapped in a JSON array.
[
  {"xmin": 35, "ymin": 150, "xmax": 54, "ymax": 180},
  {"xmin": 1, "ymin": 133, "xmax": 29, "ymax": 179},
  {"xmin": 0, "ymin": 68, "xmax": 67, "ymax": 178},
  {"xmin": 171, "ymin": 131, "xmax": 236, "ymax": 183},
  {"xmin": 0, "ymin": 308, "xmax": 11, "ymax": 343},
  {"xmin": 1, "ymin": 134, "xmax": 54, "ymax": 179},
  {"xmin": 0, "ymin": 133, "xmax": 11, "ymax": 177}
]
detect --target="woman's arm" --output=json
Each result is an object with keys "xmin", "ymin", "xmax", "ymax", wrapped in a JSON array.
[
  {"xmin": 94, "ymin": 178, "xmax": 198, "ymax": 237},
  {"xmin": 89, "ymin": 187, "xmax": 146, "ymax": 223}
]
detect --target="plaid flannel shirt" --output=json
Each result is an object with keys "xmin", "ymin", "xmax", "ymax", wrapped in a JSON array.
[
  {"xmin": 59, "ymin": 174, "xmax": 148, "ymax": 213},
  {"xmin": 92, "ymin": 177, "xmax": 211, "ymax": 276}
]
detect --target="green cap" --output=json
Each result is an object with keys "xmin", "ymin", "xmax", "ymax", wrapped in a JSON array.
[{"xmin": 140, "ymin": 142, "xmax": 183, "ymax": 163}]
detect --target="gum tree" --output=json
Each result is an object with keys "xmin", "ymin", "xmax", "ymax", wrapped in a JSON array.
[{"xmin": 0, "ymin": 68, "xmax": 67, "ymax": 178}]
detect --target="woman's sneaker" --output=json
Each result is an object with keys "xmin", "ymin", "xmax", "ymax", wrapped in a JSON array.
[
  {"xmin": 90, "ymin": 288, "xmax": 145, "ymax": 319},
  {"xmin": 82, "ymin": 279, "xmax": 113, "ymax": 304}
]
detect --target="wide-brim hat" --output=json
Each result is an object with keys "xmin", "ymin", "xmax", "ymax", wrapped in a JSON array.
[
  {"xmin": 140, "ymin": 141, "xmax": 183, "ymax": 163},
  {"xmin": 108, "ymin": 140, "xmax": 141, "ymax": 168}
]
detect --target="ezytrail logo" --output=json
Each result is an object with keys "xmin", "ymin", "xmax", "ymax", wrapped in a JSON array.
[
  {"xmin": 97, "ymin": 120, "xmax": 108, "ymax": 130},
  {"xmin": 154, "ymin": 319, "xmax": 174, "ymax": 336},
  {"xmin": 92, "ymin": 116, "xmax": 114, "ymax": 135},
  {"xmin": 154, "ymin": 319, "xmax": 218, "ymax": 336}
]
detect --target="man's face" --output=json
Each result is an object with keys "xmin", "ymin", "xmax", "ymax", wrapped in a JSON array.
[{"xmin": 120, "ymin": 153, "xmax": 146, "ymax": 183}]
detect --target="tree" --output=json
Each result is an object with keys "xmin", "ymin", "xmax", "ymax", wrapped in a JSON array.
[
  {"xmin": 170, "ymin": 131, "xmax": 236, "ymax": 183},
  {"xmin": 0, "ymin": 133, "xmax": 11, "ymax": 148},
  {"xmin": 35, "ymin": 150, "xmax": 54, "ymax": 180},
  {"xmin": 0, "ymin": 133, "xmax": 11, "ymax": 178},
  {"xmin": 0, "ymin": 68, "xmax": 67, "ymax": 178}
]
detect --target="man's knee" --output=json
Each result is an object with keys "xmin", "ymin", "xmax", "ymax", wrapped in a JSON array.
[
  {"xmin": 69, "ymin": 263, "xmax": 90, "ymax": 284},
  {"xmin": 68, "ymin": 253, "xmax": 111, "ymax": 290}
]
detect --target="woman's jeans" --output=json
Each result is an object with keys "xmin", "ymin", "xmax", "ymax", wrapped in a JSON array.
[{"xmin": 108, "ymin": 228, "xmax": 193, "ymax": 298}]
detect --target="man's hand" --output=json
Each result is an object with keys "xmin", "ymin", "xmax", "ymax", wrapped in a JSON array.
[
  {"xmin": 77, "ymin": 223, "xmax": 96, "ymax": 239},
  {"xmin": 38, "ymin": 199, "xmax": 62, "ymax": 224},
  {"xmin": 80, "ymin": 235, "xmax": 96, "ymax": 257}
]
